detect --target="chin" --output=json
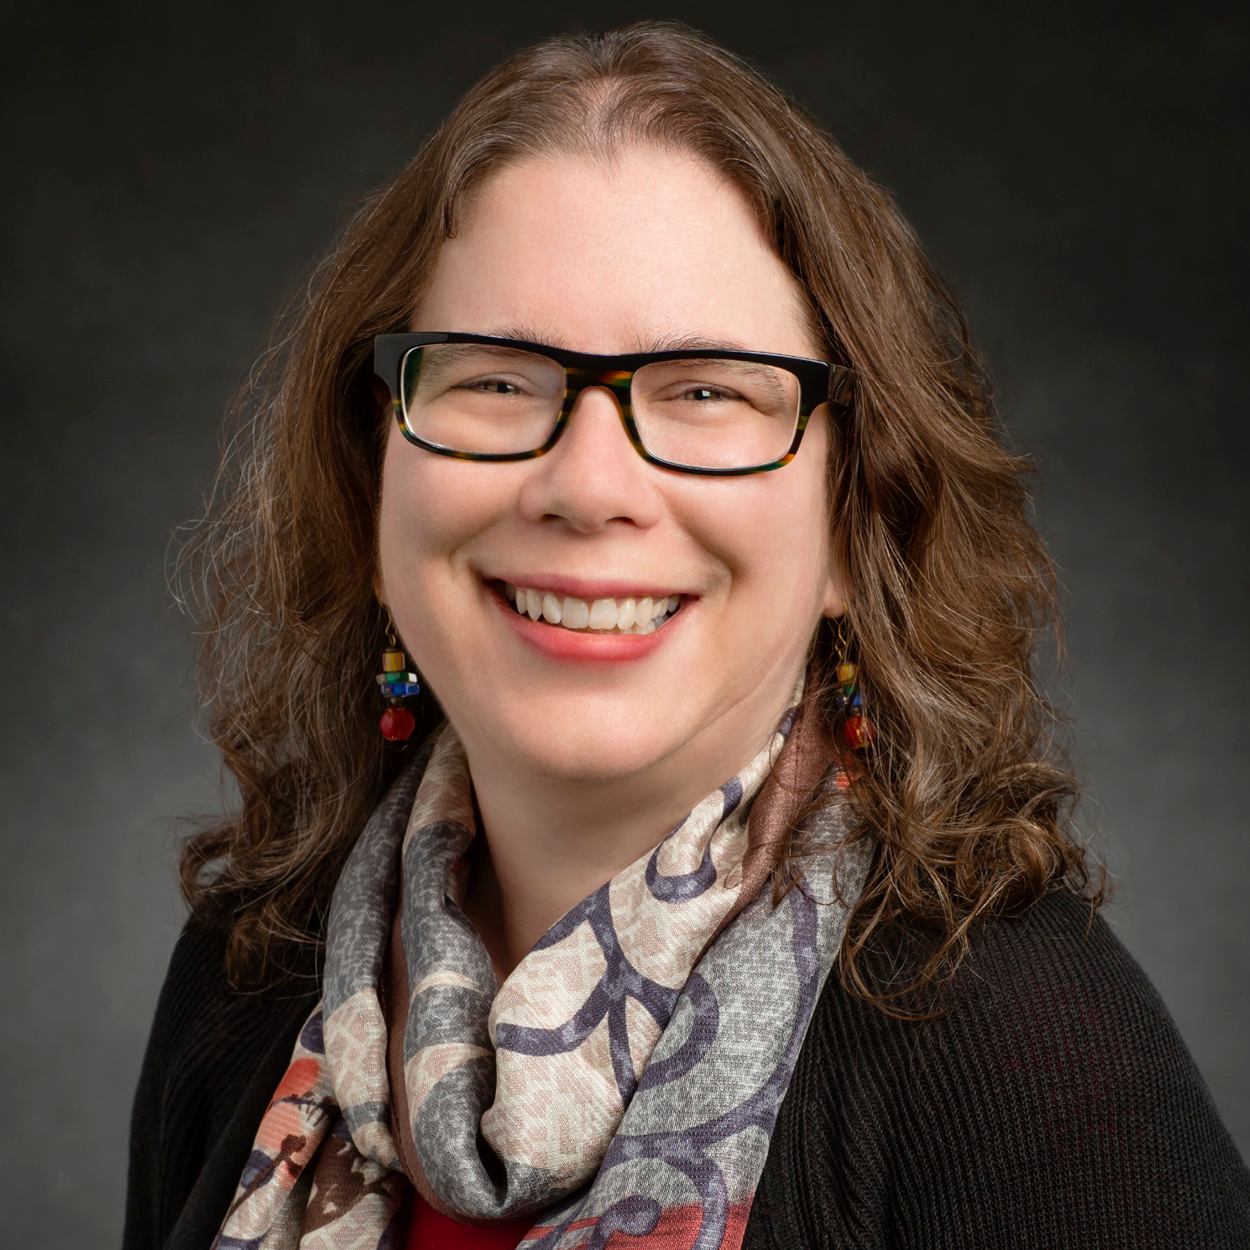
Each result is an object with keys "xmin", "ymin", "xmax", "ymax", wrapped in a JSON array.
[{"xmin": 487, "ymin": 709, "xmax": 673, "ymax": 787}]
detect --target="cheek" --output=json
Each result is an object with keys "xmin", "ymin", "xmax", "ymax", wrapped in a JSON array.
[
  {"xmin": 377, "ymin": 429, "xmax": 514, "ymax": 601},
  {"xmin": 376, "ymin": 432, "xmax": 425, "ymax": 594},
  {"xmin": 691, "ymin": 461, "xmax": 832, "ymax": 613}
]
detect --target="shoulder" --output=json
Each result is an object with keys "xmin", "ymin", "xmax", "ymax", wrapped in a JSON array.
[
  {"xmin": 138, "ymin": 911, "xmax": 321, "ymax": 1120},
  {"xmin": 149, "ymin": 915, "xmax": 234, "ymax": 1040},
  {"xmin": 749, "ymin": 890, "xmax": 1250, "ymax": 1249},
  {"xmin": 142, "ymin": 914, "xmax": 315, "ymax": 1068},
  {"xmin": 124, "ymin": 914, "xmax": 320, "ymax": 1250},
  {"xmin": 805, "ymin": 888, "xmax": 1219, "ymax": 1118},
  {"xmin": 133, "ymin": 916, "xmax": 236, "ymax": 1115},
  {"xmin": 915, "ymin": 887, "xmax": 1186, "ymax": 1064}
]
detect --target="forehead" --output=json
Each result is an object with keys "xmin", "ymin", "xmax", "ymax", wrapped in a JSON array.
[{"xmin": 414, "ymin": 146, "xmax": 819, "ymax": 358}]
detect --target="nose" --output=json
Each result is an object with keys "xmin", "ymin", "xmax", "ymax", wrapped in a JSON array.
[{"xmin": 515, "ymin": 384, "xmax": 663, "ymax": 534}]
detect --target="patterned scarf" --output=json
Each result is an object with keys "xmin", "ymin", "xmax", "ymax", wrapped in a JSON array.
[{"xmin": 214, "ymin": 693, "xmax": 865, "ymax": 1250}]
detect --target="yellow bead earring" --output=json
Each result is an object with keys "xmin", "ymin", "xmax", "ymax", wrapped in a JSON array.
[
  {"xmin": 377, "ymin": 610, "xmax": 420, "ymax": 742},
  {"xmin": 833, "ymin": 618, "xmax": 874, "ymax": 749}
]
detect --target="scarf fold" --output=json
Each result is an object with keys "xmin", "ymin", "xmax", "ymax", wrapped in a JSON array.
[{"xmin": 214, "ymin": 692, "xmax": 866, "ymax": 1250}]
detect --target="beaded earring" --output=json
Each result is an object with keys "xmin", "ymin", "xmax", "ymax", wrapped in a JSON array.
[
  {"xmin": 833, "ymin": 618, "xmax": 875, "ymax": 749},
  {"xmin": 377, "ymin": 611, "xmax": 420, "ymax": 742}
]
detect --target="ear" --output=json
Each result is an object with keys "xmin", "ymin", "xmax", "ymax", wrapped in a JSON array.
[
  {"xmin": 821, "ymin": 585, "xmax": 847, "ymax": 620},
  {"xmin": 818, "ymin": 557, "xmax": 847, "ymax": 621}
]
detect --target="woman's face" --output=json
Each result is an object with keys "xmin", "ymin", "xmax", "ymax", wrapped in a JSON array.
[{"xmin": 377, "ymin": 146, "xmax": 844, "ymax": 792}]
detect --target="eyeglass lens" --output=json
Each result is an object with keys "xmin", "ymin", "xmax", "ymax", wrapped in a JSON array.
[{"xmin": 399, "ymin": 343, "xmax": 801, "ymax": 470}]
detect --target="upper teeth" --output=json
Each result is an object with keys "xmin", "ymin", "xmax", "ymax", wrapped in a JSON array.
[{"xmin": 503, "ymin": 583, "xmax": 682, "ymax": 634}]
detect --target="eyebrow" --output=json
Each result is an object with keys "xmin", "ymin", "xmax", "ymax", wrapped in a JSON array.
[{"xmin": 486, "ymin": 326, "xmax": 756, "ymax": 355}]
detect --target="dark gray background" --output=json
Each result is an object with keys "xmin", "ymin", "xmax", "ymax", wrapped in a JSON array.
[{"xmin": 2, "ymin": 0, "xmax": 1246, "ymax": 1243}]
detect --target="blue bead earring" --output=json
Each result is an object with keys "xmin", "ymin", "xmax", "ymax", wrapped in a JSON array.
[
  {"xmin": 832, "ymin": 618, "xmax": 874, "ymax": 749},
  {"xmin": 377, "ymin": 610, "xmax": 420, "ymax": 742}
]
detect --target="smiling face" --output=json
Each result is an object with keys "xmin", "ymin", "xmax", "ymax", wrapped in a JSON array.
[{"xmin": 377, "ymin": 145, "xmax": 844, "ymax": 802}]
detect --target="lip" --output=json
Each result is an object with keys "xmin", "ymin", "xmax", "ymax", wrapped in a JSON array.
[
  {"xmin": 485, "ymin": 578, "xmax": 691, "ymax": 663},
  {"xmin": 483, "ymin": 572, "xmax": 693, "ymax": 603}
]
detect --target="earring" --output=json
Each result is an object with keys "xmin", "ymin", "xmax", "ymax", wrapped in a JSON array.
[
  {"xmin": 377, "ymin": 611, "xmax": 420, "ymax": 742},
  {"xmin": 833, "ymin": 618, "xmax": 874, "ymax": 749}
]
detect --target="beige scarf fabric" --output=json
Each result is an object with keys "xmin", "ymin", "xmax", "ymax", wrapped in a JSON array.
[{"xmin": 214, "ymin": 692, "xmax": 864, "ymax": 1250}]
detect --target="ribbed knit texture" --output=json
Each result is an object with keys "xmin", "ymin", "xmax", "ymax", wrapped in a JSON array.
[
  {"xmin": 125, "ymin": 891, "xmax": 1250, "ymax": 1250},
  {"xmin": 744, "ymin": 890, "xmax": 1250, "ymax": 1249},
  {"xmin": 123, "ymin": 923, "xmax": 320, "ymax": 1250}
]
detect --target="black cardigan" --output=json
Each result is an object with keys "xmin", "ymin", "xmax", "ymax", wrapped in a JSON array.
[{"xmin": 124, "ymin": 890, "xmax": 1250, "ymax": 1249}]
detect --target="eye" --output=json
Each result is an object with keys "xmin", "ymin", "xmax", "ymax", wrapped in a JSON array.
[
  {"xmin": 458, "ymin": 376, "xmax": 523, "ymax": 396},
  {"xmin": 680, "ymin": 385, "xmax": 737, "ymax": 403}
]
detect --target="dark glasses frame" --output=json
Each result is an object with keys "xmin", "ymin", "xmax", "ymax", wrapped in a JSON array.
[{"xmin": 373, "ymin": 332, "xmax": 855, "ymax": 476}]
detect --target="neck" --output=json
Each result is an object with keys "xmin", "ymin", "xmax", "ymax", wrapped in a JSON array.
[{"xmin": 458, "ymin": 699, "xmax": 788, "ymax": 985}]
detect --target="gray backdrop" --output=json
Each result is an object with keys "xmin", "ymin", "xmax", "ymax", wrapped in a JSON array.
[{"xmin": 2, "ymin": 0, "xmax": 1246, "ymax": 1244}]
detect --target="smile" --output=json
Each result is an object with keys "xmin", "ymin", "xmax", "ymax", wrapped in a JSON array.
[{"xmin": 503, "ymin": 581, "xmax": 683, "ymax": 634}]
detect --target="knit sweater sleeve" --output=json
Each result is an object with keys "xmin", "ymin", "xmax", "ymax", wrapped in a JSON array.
[
  {"xmin": 122, "ymin": 918, "xmax": 319, "ymax": 1250},
  {"xmin": 747, "ymin": 889, "xmax": 1250, "ymax": 1249}
]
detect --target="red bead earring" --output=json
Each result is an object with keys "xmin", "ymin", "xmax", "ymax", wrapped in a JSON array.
[
  {"xmin": 833, "ymin": 618, "xmax": 875, "ymax": 749},
  {"xmin": 377, "ymin": 610, "xmax": 420, "ymax": 742}
]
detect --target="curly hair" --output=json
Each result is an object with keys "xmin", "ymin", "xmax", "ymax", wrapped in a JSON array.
[{"xmin": 177, "ymin": 20, "xmax": 1103, "ymax": 1003}]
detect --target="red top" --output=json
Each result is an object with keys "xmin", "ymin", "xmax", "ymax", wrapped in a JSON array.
[
  {"xmin": 405, "ymin": 1192, "xmax": 531, "ymax": 1250},
  {"xmin": 404, "ymin": 1192, "xmax": 752, "ymax": 1249}
]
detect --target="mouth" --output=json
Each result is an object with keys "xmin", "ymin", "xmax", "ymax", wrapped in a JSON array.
[{"xmin": 488, "ymin": 579, "xmax": 686, "ymax": 635}]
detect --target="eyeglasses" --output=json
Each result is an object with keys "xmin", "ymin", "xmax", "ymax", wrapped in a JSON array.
[{"xmin": 373, "ymin": 332, "xmax": 854, "ymax": 476}]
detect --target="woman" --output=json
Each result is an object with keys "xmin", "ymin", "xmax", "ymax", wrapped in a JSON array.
[{"xmin": 124, "ymin": 21, "xmax": 1250, "ymax": 1250}]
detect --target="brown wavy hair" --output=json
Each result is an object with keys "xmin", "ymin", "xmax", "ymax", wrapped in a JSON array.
[{"xmin": 178, "ymin": 20, "xmax": 1103, "ymax": 1003}]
